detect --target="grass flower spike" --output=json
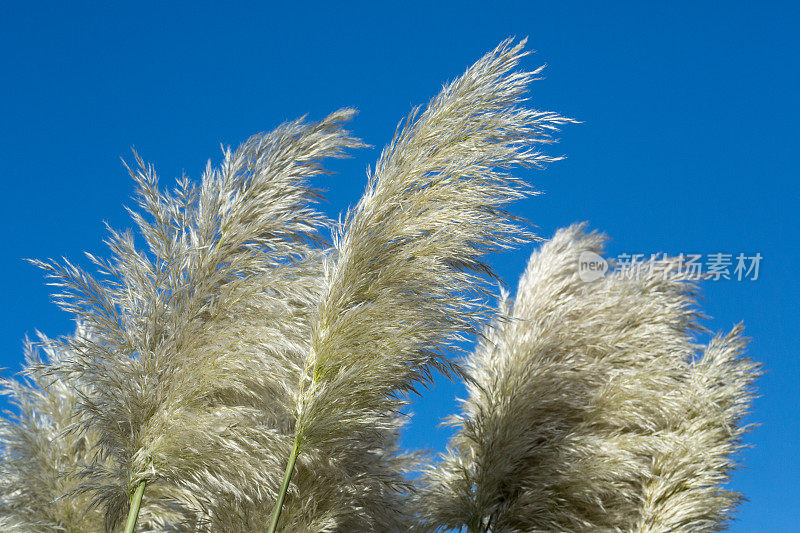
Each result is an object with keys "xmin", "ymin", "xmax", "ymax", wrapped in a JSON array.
[
  {"xmin": 420, "ymin": 224, "xmax": 759, "ymax": 532},
  {"xmin": 0, "ymin": 330, "xmax": 105, "ymax": 532},
  {"xmin": 31, "ymin": 111, "xmax": 363, "ymax": 530},
  {"xmin": 268, "ymin": 38, "xmax": 572, "ymax": 531}
]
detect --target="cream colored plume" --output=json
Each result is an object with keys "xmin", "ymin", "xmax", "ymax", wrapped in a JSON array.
[{"xmin": 419, "ymin": 224, "xmax": 759, "ymax": 533}]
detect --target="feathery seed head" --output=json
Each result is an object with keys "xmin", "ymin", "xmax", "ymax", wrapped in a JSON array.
[{"xmin": 419, "ymin": 224, "xmax": 759, "ymax": 533}]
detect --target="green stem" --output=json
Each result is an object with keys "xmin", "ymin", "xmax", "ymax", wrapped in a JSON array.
[
  {"xmin": 123, "ymin": 479, "xmax": 146, "ymax": 533},
  {"xmin": 267, "ymin": 435, "xmax": 301, "ymax": 533}
]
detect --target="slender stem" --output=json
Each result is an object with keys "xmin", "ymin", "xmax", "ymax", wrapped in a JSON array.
[
  {"xmin": 123, "ymin": 479, "xmax": 146, "ymax": 533},
  {"xmin": 267, "ymin": 435, "xmax": 301, "ymax": 533}
]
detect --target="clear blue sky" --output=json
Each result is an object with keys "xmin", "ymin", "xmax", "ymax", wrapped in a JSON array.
[{"xmin": 1, "ymin": 2, "xmax": 797, "ymax": 530}]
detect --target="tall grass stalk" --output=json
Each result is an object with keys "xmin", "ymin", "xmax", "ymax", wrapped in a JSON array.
[
  {"xmin": 123, "ymin": 480, "xmax": 146, "ymax": 533},
  {"xmin": 267, "ymin": 436, "xmax": 299, "ymax": 533}
]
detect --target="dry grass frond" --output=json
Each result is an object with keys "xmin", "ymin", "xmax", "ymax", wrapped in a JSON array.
[
  {"xmin": 266, "ymin": 38, "xmax": 572, "ymax": 531},
  {"xmin": 27, "ymin": 111, "xmax": 363, "ymax": 529},
  {"xmin": 0, "ymin": 330, "xmax": 106, "ymax": 532},
  {"xmin": 419, "ymin": 224, "xmax": 759, "ymax": 533}
]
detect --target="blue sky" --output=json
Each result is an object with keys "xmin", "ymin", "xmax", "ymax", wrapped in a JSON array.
[{"xmin": 1, "ymin": 2, "xmax": 797, "ymax": 530}]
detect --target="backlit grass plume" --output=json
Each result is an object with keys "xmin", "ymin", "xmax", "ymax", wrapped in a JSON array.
[
  {"xmin": 0, "ymin": 328, "xmax": 192, "ymax": 532},
  {"xmin": 419, "ymin": 224, "xmax": 759, "ymax": 532},
  {"xmin": 0, "ymin": 330, "xmax": 105, "ymax": 532},
  {"xmin": 30, "ymin": 111, "xmax": 364, "ymax": 530},
  {"xmin": 265, "ymin": 37, "xmax": 572, "ymax": 531}
]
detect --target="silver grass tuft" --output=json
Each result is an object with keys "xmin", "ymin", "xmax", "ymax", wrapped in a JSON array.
[
  {"xmin": 267, "ymin": 38, "xmax": 572, "ymax": 530},
  {"xmin": 30, "ymin": 111, "xmax": 364, "ymax": 530},
  {"xmin": 419, "ymin": 224, "xmax": 759, "ymax": 533},
  {"xmin": 0, "ymin": 327, "xmax": 193, "ymax": 532},
  {"xmin": 0, "ymin": 330, "xmax": 105, "ymax": 532}
]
